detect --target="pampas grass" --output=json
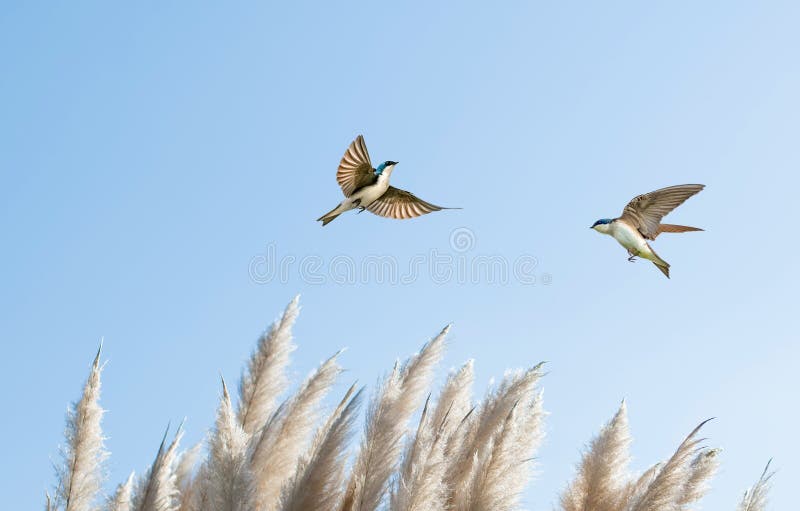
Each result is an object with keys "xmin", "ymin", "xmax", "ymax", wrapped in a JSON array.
[
  {"xmin": 341, "ymin": 327, "xmax": 447, "ymax": 511},
  {"xmin": 447, "ymin": 364, "xmax": 545, "ymax": 511},
  {"xmin": 678, "ymin": 447, "xmax": 720, "ymax": 508},
  {"xmin": 106, "ymin": 473, "xmax": 134, "ymax": 511},
  {"xmin": 280, "ymin": 385, "xmax": 364, "ymax": 511},
  {"xmin": 250, "ymin": 353, "xmax": 342, "ymax": 509},
  {"xmin": 47, "ymin": 297, "xmax": 773, "ymax": 511},
  {"xmin": 560, "ymin": 401, "xmax": 631, "ymax": 511},
  {"xmin": 238, "ymin": 297, "xmax": 299, "ymax": 437},
  {"xmin": 50, "ymin": 345, "xmax": 108, "ymax": 511},
  {"xmin": 195, "ymin": 379, "xmax": 254, "ymax": 511},
  {"xmin": 560, "ymin": 409, "xmax": 734, "ymax": 511},
  {"xmin": 737, "ymin": 461, "xmax": 774, "ymax": 511},
  {"xmin": 131, "ymin": 426, "xmax": 183, "ymax": 511}
]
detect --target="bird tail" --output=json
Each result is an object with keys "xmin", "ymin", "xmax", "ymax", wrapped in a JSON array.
[
  {"xmin": 656, "ymin": 224, "xmax": 703, "ymax": 238},
  {"xmin": 649, "ymin": 247, "xmax": 671, "ymax": 279},
  {"xmin": 317, "ymin": 203, "xmax": 346, "ymax": 226}
]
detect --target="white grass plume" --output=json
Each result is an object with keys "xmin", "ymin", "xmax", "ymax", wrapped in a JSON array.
[
  {"xmin": 106, "ymin": 472, "xmax": 134, "ymax": 511},
  {"xmin": 46, "ymin": 302, "xmax": 773, "ymax": 511},
  {"xmin": 175, "ymin": 443, "xmax": 201, "ymax": 494},
  {"xmin": 250, "ymin": 352, "xmax": 343, "ymax": 509},
  {"xmin": 737, "ymin": 460, "xmax": 774, "ymax": 511},
  {"xmin": 430, "ymin": 360, "xmax": 474, "ymax": 452},
  {"xmin": 459, "ymin": 364, "xmax": 545, "ymax": 462},
  {"xmin": 185, "ymin": 464, "xmax": 210, "ymax": 511},
  {"xmin": 53, "ymin": 345, "xmax": 108, "ymax": 511},
  {"xmin": 560, "ymin": 401, "xmax": 632, "ymax": 511},
  {"xmin": 341, "ymin": 326, "xmax": 447, "ymax": 511},
  {"xmin": 677, "ymin": 447, "xmax": 720, "ymax": 508},
  {"xmin": 199, "ymin": 379, "xmax": 254, "ymax": 511},
  {"xmin": 621, "ymin": 462, "xmax": 662, "ymax": 507},
  {"xmin": 131, "ymin": 426, "xmax": 183, "ymax": 511},
  {"xmin": 457, "ymin": 378, "xmax": 545, "ymax": 511},
  {"xmin": 390, "ymin": 396, "xmax": 449, "ymax": 511},
  {"xmin": 628, "ymin": 419, "xmax": 711, "ymax": 511},
  {"xmin": 510, "ymin": 391, "xmax": 546, "ymax": 499},
  {"xmin": 280, "ymin": 385, "xmax": 365, "ymax": 511},
  {"xmin": 238, "ymin": 296, "xmax": 299, "ymax": 436},
  {"xmin": 173, "ymin": 443, "xmax": 202, "ymax": 511},
  {"xmin": 448, "ymin": 362, "xmax": 545, "ymax": 511},
  {"xmin": 466, "ymin": 402, "xmax": 524, "ymax": 511}
]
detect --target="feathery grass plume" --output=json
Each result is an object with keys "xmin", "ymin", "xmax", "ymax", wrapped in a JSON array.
[
  {"xmin": 175, "ymin": 443, "xmax": 201, "ymax": 493},
  {"xmin": 429, "ymin": 360, "xmax": 474, "ymax": 453},
  {"xmin": 238, "ymin": 296, "xmax": 299, "ymax": 436},
  {"xmin": 197, "ymin": 378, "xmax": 254, "ymax": 511},
  {"xmin": 621, "ymin": 462, "xmax": 662, "ymax": 506},
  {"xmin": 280, "ymin": 385, "xmax": 365, "ymax": 511},
  {"xmin": 459, "ymin": 383, "xmax": 545, "ymax": 511},
  {"xmin": 177, "ymin": 483, "xmax": 197, "ymax": 511},
  {"xmin": 737, "ymin": 460, "xmax": 774, "ymax": 511},
  {"xmin": 466, "ymin": 402, "xmax": 521, "ymax": 511},
  {"xmin": 47, "ymin": 300, "xmax": 773, "ymax": 511},
  {"xmin": 131, "ymin": 426, "xmax": 183, "ymax": 511},
  {"xmin": 628, "ymin": 419, "xmax": 711, "ymax": 511},
  {"xmin": 390, "ymin": 396, "xmax": 449, "ymax": 511},
  {"xmin": 560, "ymin": 401, "xmax": 632, "ymax": 511},
  {"xmin": 106, "ymin": 472, "xmax": 135, "ymax": 511},
  {"xmin": 341, "ymin": 326, "xmax": 448, "ymax": 511},
  {"xmin": 173, "ymin": 443, "xmax": 202, "ymax": 511},
  {"xmin": 504, "ymin": 390, "xmax": 546, "ymax": 509},
  {"xmin": 306, "ymin": 383, "xmax": 360, "ymax": 461},
  {"xmin": 447, "ymin": 362, "xmax": 545, "ymax": 511},
  {"xmin": 677, "ymin": 447, "xmax": 720, "ymax": 508},
  {"xmin": 250, "ymin": 353, "xmax": 343, "ymax": 509},
  {"xmin": 53, "ymin": 344, "xmax": 108, "ymax": 511},
  {"xmin": 185, "ymin": 464, "xmax": 210, "ymax": 511}
]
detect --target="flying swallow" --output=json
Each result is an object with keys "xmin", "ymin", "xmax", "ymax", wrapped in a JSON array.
[
  {"xmin": 590, "ymin": 184, "xmax": 705, "ymax": 278},
  {"xmin": 317, "ymin": 135, "xmax": 457, "ymax": 226}
]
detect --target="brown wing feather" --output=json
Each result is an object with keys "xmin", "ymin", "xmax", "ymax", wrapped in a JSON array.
[
  {"xmin": 620, "ymin": 184, "xmax": 705, "ymax": 239},
  {"xmin": 654, "ymin": 223, "xmax": 704, "ymax": 239},
  {"xmin": 366, "ymin": 186, "xmax": 446, "ymax": 219},
  {"xmin": 336, "ymin": 135, "xmax": 375, "ymax": 197}
]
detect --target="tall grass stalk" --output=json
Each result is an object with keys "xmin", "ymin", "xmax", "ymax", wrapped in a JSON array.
[{"xmin": 46, "ymin": 298, "xmax": 771, "ymax": 511}]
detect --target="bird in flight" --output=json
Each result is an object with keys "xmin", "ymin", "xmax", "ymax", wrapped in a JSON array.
[
  {"xmin": 317, "ymin": 135, "xmax": 457, "ymax": 226},
  {"xmin": 590, "ymin": 184, "xmax": 705, "ymax": 278}
]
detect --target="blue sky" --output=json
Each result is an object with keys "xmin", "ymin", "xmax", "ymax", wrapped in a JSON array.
[{"xmin": 1, "ymin": 1, "xmax": 798, "ymax": 508}]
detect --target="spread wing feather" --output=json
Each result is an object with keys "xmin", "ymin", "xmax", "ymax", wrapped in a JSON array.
[
  {"xmin": 654, "ymin": 223, "xmax": 704, "ymax": 239},
  {"xmin": 336, "ymin": 135, "xmax": 375, "ymax": 197},
  {"xmin": 620, "ymin": 184, "xmax": 705, "ymax": 239},
  {"xmin": 366, "ymin": 186, "xmax": 446, "ymax": 219}
]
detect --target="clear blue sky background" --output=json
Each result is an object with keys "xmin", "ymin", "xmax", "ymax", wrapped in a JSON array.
[{"xmin": 2, "ymin": 2, "xmax": 798, "ymax": 509}]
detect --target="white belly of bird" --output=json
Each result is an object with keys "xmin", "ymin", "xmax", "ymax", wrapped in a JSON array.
[
  {"xmin": 612, "ymin": 222, "xmax": 655, "ymax": 260},
  {"xmin": 351, "ymin": 179, "xmax": 390, "ymax": 208}
]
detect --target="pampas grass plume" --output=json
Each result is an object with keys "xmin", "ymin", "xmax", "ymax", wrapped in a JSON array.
[{"xmin": 46, "ymin": 298, "xmax": 773, "ymax": 511}]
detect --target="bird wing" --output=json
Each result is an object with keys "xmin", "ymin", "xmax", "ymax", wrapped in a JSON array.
[
  {"xmin": 653, "ymin": 223, "xmax": 704, "ymax": 239},
  {"xmin": 336, "ymin": 135, "xmax": 375, "ymax": 197},
  {"xmin": 366, "ymin": 186, "xmax": 446, "ymax": 219},
  {"xmin": 620, "ymin": 184, "xmax": 705, "ymax": 240}
]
